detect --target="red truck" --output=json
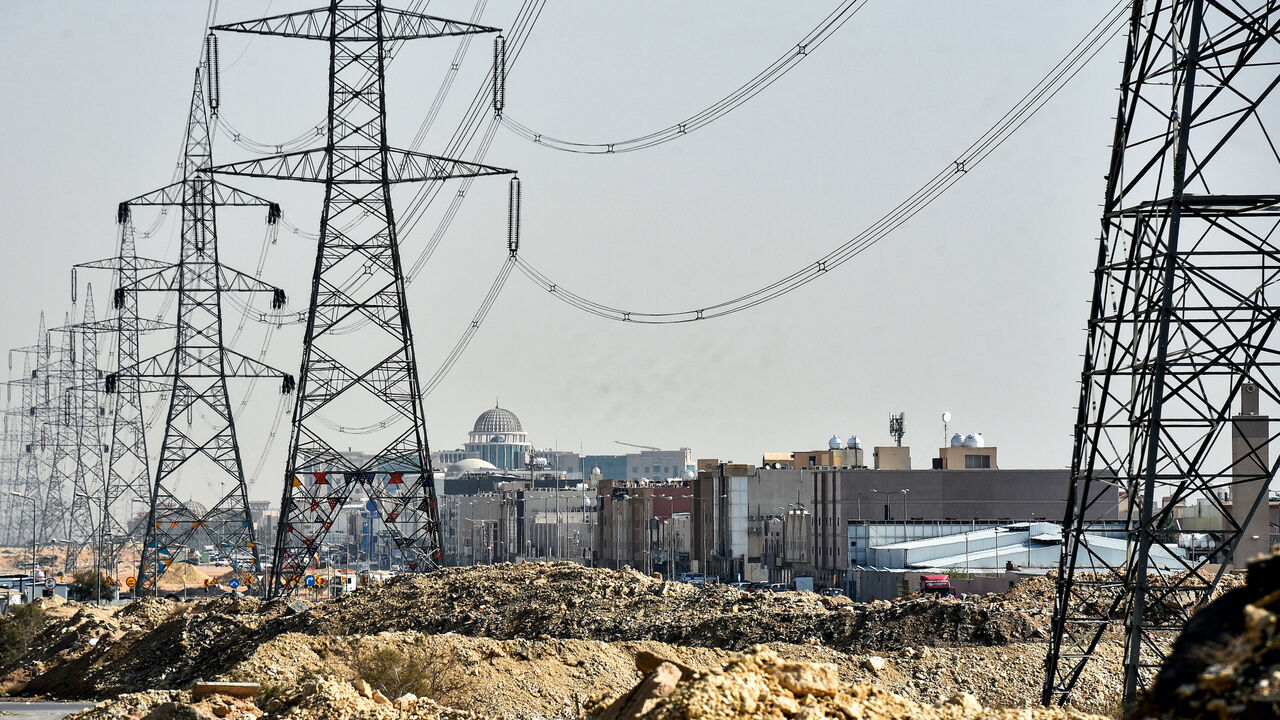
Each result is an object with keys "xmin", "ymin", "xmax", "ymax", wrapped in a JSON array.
[{"xmin": 918, "ymin": 574, "xmax": 955, "ymax": 596}]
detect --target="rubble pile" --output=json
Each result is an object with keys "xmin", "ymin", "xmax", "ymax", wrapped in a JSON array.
[
  {"xmin": 13, "ymin": 594, "xmax": 300, "ymax": 697},
  {"xmin": 1131, "ymin": 554, "xmax": 1280, "ymax": 719},
  {"xmin": 70, "ymin": 689, "xmax": 262, "ymax": 720},
  {"xmin": 0, "ymin": 563, "xmax": 1133, "ymax": 717},
  {"xmin": 587, "ymin": 647, "xmax": 1106, "ymax": 720},
  {"xmin": 309, "ymin": 563, "xmax": 1044, "ymax": 651}
]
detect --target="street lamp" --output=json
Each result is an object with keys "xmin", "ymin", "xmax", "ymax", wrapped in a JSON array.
[{"xmin": 870, "ymin": 488, "xmax": 911, "ymax": 538}]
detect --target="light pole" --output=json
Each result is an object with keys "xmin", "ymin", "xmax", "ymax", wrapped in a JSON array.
[
  {"xmin": 871, "ymin": 488, "xmax": 910, "ymax": 541},
  {"xmin": 9, "ymin": 492, "xmax": 36, "ymax": 600}
]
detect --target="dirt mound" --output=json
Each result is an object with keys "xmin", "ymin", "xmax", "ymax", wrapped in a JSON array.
[
  {"xmin": 2, "ymin": 563, "xmax": 1126, "ymax": 716},
  {"xmin": 1132, "ymin": 553, "xmax": 1280, "ymax": 719},
  {"xmin": 309, "ymin": 563, "xmax": 1043, "ymax": 651},
  {"xmin": 12, "ymin": 595, "xmax": 301, "ymax": 697},
  {"xmin": 69, "ymin": 680, "xmax": 485, "ymax": 720},
  {"xmin": 157, "ymin": 563, "xmax": 213, "ymax": 590},
  {"xmin": 589, "ymin": 646, "xmax": 1105, "ymax": 720}
]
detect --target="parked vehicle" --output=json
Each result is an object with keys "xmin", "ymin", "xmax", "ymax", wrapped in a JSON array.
[{"xmin": 919, "ymin": 574, "xmax": 955, "ymax": 596}]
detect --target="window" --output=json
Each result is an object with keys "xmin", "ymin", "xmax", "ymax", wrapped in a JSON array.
[{"xmin": 965, "ymin": 454, "xmax": 991, "ymax": 468}]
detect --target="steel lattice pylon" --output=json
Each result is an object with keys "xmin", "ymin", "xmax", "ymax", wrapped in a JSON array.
[
  {"xmin": 5, "ymin": 320, "xmax": 52, "ymax": 551},
  {"xmin": 112, "ymin": 66, "xmax": 292, "ymax": 594},
  {"xmin": 1044, "ymin": 0, "xmax": 1280, "ymax": 706},
  {"xmin": 41, "ymin": 312, "xmax": 86, "ymax": 555},
  {"xmin": 211, "ymin": 1, "xmax": 513, "ymax": 597},
  {"xmin": 77, "ymin": 217, "xmax": 172, "ymax": 583},
  {"xmin": 49, "ymin": 291, "xmax": 109, "ymax": 572}
]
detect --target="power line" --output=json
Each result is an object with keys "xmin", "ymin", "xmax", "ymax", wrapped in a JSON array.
[
  {"xmin": 512, "ymin": 0, "xmax": 1131, "ymax": 324},
  {"xmin": 500, "ymin": 0, "xmax": 868, "ymax": 154}
]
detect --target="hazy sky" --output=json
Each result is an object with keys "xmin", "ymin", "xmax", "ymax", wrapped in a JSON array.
[{"xmin": 1, "ymin": 2, "xmax": 1131, "ymax": 501}]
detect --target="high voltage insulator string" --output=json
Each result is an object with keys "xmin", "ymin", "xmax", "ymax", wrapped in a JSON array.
[
  {"xmin": 514, "ymin": 0, "xmax": 1131, "ymax": 324},
  {"xmin": 500, "ymin": 0, "xmax": 867, "ymax": 154}
]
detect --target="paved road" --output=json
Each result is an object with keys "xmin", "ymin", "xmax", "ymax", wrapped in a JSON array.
[{"xmin": 0, "ymin": 702, "xmax": 95, "ymax": 720}]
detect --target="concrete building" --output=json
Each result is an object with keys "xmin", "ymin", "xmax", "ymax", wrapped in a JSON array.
[
  {"xmin": 596, "ymin": 479, "xmax": 693, "ymax": 574},
  {"xmin": 583, "ymin": 454, "xmax": 628, "ymax": 482},
  {"xmin": 463, "ymin": 406, "xmax": 532, "ymax": 470},
  {"xmin": 626, "ymin": 448, "xmax": 694, "ymax": 482},
  {"xmin": 845, "ymin": 521, "xmax": 1180, "ymax": 601},
  {"xmin": 812, "ymin": 458, "xmax": 1116, "ymax": 587}
]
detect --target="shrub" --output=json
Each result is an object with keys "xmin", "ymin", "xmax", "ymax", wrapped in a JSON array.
[
  {"xmin": 354, "ymin": 642, "xmax": 469, "ymax": 703},
  {"xmin": 0, "ymin": 603, "xmax": 45, "ymax": 667},
  {"xmin": 68, "ymin": 570, "xmax": 111, "ymax": 602}
]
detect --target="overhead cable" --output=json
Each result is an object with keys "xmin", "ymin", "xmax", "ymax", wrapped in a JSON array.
[
  {"xmin": 513, "ymin": 0, "xmax": 1132, "ymax": 323},
  {"xmin": 500, "ymin": 0, "xmax": 867, "ymax": 154}
]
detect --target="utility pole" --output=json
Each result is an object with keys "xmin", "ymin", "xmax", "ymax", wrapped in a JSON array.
[
  {"xmin": 210, "ymin": 1, "xmax": 515, "ymax": 597},
  {"xmin": 1044, "ymin": 0, "xmax": 1280, "ymax": 707},
  {"xmin": 109, "ymin": 66, "xmax": 293, "ymax": 595}
]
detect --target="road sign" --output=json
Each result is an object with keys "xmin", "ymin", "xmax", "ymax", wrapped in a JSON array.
[
  {"xmin": 43, "ymin": 578, "xmax": 55, "ymax": 590},
  {"xmin": 304, "ymin": 574, "xmax": 315, "ymax": 587},
  {"xmin": 317, "ymin": 576, "xmax": 326, "ymax": 585},
  {"xmin": 365, "ymin": 498, "xmax": 377, "ymax": 512},
  {"xmin": 229, "ymin": 578, "xmax": 240, "ymax": 589},
  {"xmin": 126, "ymin": 577, "xmax": 136, "ymax": 588},
  {"xmin": 203, "ymin": 578, "xmax": 211, "ymax": 588}
]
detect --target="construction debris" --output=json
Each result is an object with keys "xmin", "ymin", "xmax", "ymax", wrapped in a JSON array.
[
  {"xmin": 1, "ymin": 563, "xmax": 1137, "ymax": 718},
  {"xmin": 586, "ymin": 646, "xmax": 1108, "ymax": 720},
  {"xmin": 309, "ymin": 563, "xmax": 1045, "ymax": 651}
]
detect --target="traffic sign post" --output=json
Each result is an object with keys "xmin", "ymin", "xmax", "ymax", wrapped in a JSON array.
[
  {"xmin": 43, "ymin": 578, "xmax": 56, "ymax": 590},
  {"xmin": 229, "ymin": 578, "xmax": 240, "ymax": 589},
  {"xmin": 304, "ymin": 574, "xmax": 315, "ymax": 587},
  {"xmin": 126, "ymin": 577, "xmax": 136, "ymax": 589}
]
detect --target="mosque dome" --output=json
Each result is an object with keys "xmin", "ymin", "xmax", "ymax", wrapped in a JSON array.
[
  {"xmin": 473, "ymin": 406, "xmax": 523, "ymax": 435},
  {"xmin": 448, "ymin": 458, "xmax": 500, "ymax": 474}
]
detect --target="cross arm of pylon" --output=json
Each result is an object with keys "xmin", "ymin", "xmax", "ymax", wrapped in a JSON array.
[
  {"xmin": 71, "ymin": 318, "xmax": 173, "ymax": 335},
  {"xmin": 123, "ymin": 179, "xmax": 280, "ymax": 212},
  {"xmin": 220, "ymin": 266, "xmax": 288, "ymax": 305},
  {"xmin": 106, "ymin": 349, "xmax": 294, "ymax": 389},
  {"xmin": 221, "ymin": 349, "xmax": 295, "ymax": 390},
  {"xmin": 75, "ymin": 256, "xmax": 171, "ymax": 272},
  {"xmin": 212, "ymin": 5, "xmax": 498, "ymax": 42},
  {"xmin": 123, "ymin": 265, "xmax": 285, "ymax": 304},
  {"xmin": 209, "ymin": 147, "xmax": 512, "ymax": 184}
]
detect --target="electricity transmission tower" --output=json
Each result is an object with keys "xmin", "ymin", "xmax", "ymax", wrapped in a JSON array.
[
  {"xmin": 111, "ymin": 66, "xmax": 292, "ymax": 594},
  {"xmin": 1044, "ymin": 0, "xmax": 1280, "ymax": 706},
  {"xmin": 8, "ymin": 319, "xmax": 53, "ymax": 556},
  {"xmin": 77, "ymin": 217, "xmax": 171, "ymax": 583},
  {"xmin": 49, "ymin": 291, "xmax": 109, "ymax": 572},
  {"xmin": 211, "ymin": 1, "xmax": 513, "ymax": 596},
  {"xmin": 3, "ymin": 324, "xmax": 48, "ymax": 548},
  {"xmin": 39, "ymin": 312, "xmax": 82, "ymax": 554}
]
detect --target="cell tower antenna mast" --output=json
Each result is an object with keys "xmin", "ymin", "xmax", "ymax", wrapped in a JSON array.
[
  {"xmin": 211, "ymin": 1, "xmax": 515, "ymax": 597},
  {"xmin": 889, "ymin": 412, "xmax": 905, "ymax": 447},
  {"xmin": 1044, "ymin": 0, "xmax": 1280, "ymax": 707},
  {"xmin": 109, "ymin": 65, "xmax": 293, "ymax": 594}
]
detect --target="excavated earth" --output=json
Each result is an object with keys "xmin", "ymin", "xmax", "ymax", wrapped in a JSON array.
[{"xmin": 0, "ymin": 562, "xmax": 1135, "ymax": 719}]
